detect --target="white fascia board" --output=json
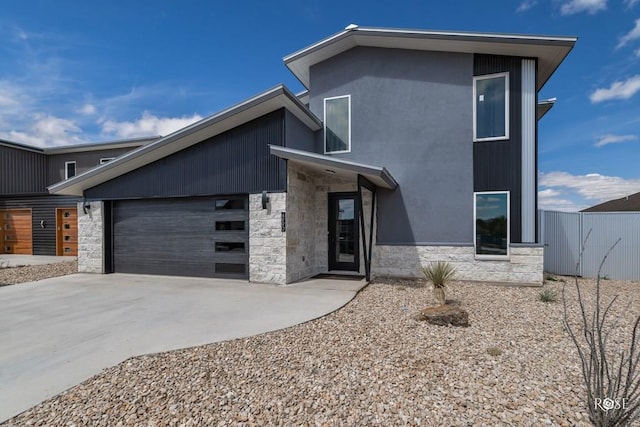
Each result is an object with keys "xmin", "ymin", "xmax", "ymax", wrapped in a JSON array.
[
  {"xmin": 49, "ymin": 86, "xmax": 321, "ymax": 196},
  {"xmin": 284, "ymin": 26, "xmax": 576, "ymax": 90},
  {"xmin": 43, "ymin": 137, "xmax": 159, "ymax": 154}
]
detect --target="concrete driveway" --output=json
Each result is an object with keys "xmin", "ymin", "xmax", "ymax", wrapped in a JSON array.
[{"xmin": 0, "ymin": 273, "xmax": 366, "ymax": 422}]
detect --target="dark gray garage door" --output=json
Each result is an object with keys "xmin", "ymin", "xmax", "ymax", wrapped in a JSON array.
[{"xmin": 113, "ymin": 196, "xmax": 248, "ymax": 278}]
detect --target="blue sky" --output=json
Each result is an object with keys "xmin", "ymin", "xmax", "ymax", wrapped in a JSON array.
[{"xmin": 1, "ymin": 0, "xmax": 639, "ymax": 211}]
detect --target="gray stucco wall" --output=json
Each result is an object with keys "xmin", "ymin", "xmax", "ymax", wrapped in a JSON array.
[
  {"xmin": 308, "ymin": 47, "xmax": 474, "ymax": 244},
  {"xmin": 284, "ymin": 110, "xmax": 316, "ymax": 152}
]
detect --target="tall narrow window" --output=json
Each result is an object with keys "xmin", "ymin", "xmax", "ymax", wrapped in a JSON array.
[
  {"xmin": 324, "ymin": 95, "xmax": 351, "ymax": 153},
  {"xmin": 473, "ymin": 72, "xmax": 509, "ymax": 141},
  {"xmin": 65, "ymin": 161, "xmax": 76, "ymax": 179},
  {"xmin": 474, "ymin": 191, "xmax": 510, "ymax": 258}
]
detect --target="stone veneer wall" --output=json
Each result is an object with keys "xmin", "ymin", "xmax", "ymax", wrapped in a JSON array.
[
  {"xmin": 286, "ymin": 164, "xmax": 318, "ymax": 283},
  {"xmin": 372, "ymin": 244, "xmax": 544, "ymax": 284},
  {"xmin": 285, "ymin": 163, "xmax": 375, "ymax": 282},
  {"xmin": 77, "ymin": 201, "xmax": 104, "ymax": 273},
  {"xmin": 248, "ymin": 192, "xmax": 287, "ymax": 284}
]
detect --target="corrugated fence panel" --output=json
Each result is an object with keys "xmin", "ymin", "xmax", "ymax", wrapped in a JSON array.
[
  {"xmin": 581, "ymin": 213, "xmax": 640, "ymax": 281},
  {"xmin": 543, "ymin": 210, "xmax": 640, "ymax": 280},
  {"xmin": 542, "ymin": 210, "xmax": 581, "ymax": 276}
]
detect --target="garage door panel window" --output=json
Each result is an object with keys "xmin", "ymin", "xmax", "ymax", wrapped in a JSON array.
[
  {"xmin": 215, "ymin": 263, "xmax": 246, "ymax": 275},
  {"xmin": 215, "ymin": 221, "xmax": 245, "ymax": 231},
  {"xmin": 215, "ymin": 198, "xmax": 247, "ymax": 210},
  {"xmin": 215, "ymin": 242, "xmax": 245, "ymax": 252}
]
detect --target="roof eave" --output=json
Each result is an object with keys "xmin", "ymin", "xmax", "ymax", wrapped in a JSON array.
[
  {"xmin": 284, "ymin": 26, "xmax": 577, "ymax": 91},
  {"xmin": 269, "ymin": 145, "xmax": 398, "ymax": 190},
  {"xmin": 49, "ymin": 85, "xmax": 322, "ymax": 197}
]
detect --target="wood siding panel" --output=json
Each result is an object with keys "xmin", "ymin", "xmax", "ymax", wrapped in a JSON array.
[
  {"xmin": 473, "ymin": 54, "xmax": 523, "ymax": 243},
  {"xmin": 85, "ymin": 110, "xmax": 286, "ymax": 200}
]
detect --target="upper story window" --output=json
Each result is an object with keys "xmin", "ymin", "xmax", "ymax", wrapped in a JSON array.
[
  {"xmin": 324, "ymin": 95, "xmax": 351, "ymax": 153},
  {"xmin": 474, "ymin": 191, "xmax": 510, "ymax": 258},
  {"xmin": 473, "ymin": 72, "xmax": 509, "ymax": 141},
  {"xmin": 100, "ymin": 157, "xmax": 115, "ymax": 165},
  {"xmin": 65, "ymin": 161, "xmax": 76, "ymax": 180}
]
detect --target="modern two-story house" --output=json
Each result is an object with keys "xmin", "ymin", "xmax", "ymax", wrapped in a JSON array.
[
  {"xmin": 45, "ymin": 25, "xmax": 576, "ymax": 285},
  {"xmin": 0, "ymin": 137, "xmax": 157, "ymax": 257}
]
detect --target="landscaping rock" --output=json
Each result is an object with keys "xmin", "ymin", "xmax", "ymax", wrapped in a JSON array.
[{"xmin": 414, "ymin": 304, "xmax": 470, "ymax": 327}]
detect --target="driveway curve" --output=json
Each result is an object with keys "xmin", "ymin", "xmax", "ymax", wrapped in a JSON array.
[{"xmin": 0, "ymin": 273, "xmax": 365, "ymax": 422}]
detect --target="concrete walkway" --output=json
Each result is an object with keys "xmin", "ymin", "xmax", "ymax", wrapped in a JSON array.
[
  {"xmin": 0, "ymin": 273, "xmax": 366, "ymax": 422},
  {"xmin": 0, "ymin": 254, "xmax": 76, "ymax": 267}
]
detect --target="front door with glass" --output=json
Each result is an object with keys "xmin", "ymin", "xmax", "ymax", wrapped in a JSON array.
[{"xmin": 328, "ymin": 193, "xmax": 359, "ymax": 272}]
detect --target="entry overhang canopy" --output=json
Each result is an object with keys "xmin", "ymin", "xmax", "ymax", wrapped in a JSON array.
[{"xmin": 269, "ymin": 145, "xmax": 398, "ymax": 190}]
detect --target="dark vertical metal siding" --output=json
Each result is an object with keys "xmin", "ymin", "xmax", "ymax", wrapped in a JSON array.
[
  {"xmin": 473, "ymin": 54, "xmax": 523, "ymax": 243},
  {"xmin": 0, "ymin": 146, "xmax": 47, "ymax": 195},
  {"xmin": 46, "ymin": 147, "xmax": 136, "ymax": 185},
  {"xmin": 0, "ymin": 195, "xmax": 80, "ymax": 255},
  {"xmin": 85, "ymin": 110, "xmax": 286, "ymax": 200}
]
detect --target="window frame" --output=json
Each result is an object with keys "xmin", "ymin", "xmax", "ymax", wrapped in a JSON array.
[
  {"xmin": 64, "ymin": 161, "xmax": 76, "ymax": 180},
  {"xmin": 473, "ymin": 72, "xmax": 510, "ymax": 142},
  {"xmin": 323, "ymin": 94, "xmax": 351, "ymax": 154},
  {"xmin": 473, "ymin": 191, "xmax": 510, "ymax": 260},
  {"xmin": 100, "ymin": 157, "xmax": 116, "ymax": 165}
]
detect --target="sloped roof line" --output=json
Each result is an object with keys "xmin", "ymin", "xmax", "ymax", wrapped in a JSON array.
[
  {"xmin": 284, "ymin": 25, "xmax": 577, "ymax": 91},
  {"xmin": 49, "ymin": 84, "xmax": 322, "ymax": 196}
]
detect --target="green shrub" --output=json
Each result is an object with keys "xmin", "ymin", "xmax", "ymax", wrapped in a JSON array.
[
  {"xmin": 421, "ymin": 261, "xmax": 456, "ymax": 289},
  {"xmin": 538, "ymin": 288, "xmax": 558, "ymax": 303},
  {"xmin": 487, "ymin": 347, "xmax": 502, "ymax": 357}
]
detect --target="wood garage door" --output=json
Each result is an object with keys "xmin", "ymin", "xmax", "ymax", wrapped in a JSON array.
[
  {"xmin": 0, "ymin": 209, "xmax": 33, "ymax": 254},
  {"xmin": 113, "ymin": 196, "xmax": 248, "ymax": 278}
]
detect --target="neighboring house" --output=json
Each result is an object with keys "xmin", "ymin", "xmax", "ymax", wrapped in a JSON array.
[
  {"xmin": 582, "ymin": 192, "xmax": 640, "ymax": 212},
  {"xmin": 0, "ymin": 137, "xmax": 158, "ymax": 256},
  {"xmin": 46, "ymin": 25, "xmax": 576, "ymax": 285}
]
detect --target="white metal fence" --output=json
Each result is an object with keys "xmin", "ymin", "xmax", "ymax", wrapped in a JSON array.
[{"xmin": 540, "ymin": 210, "xmax": 640, "ymax": 281}]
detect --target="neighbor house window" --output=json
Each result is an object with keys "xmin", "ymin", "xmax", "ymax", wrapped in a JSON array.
[
  {"xmin": 324, "ymin": 95, "xmax": 351, "ymax": 153},
  {"xmin": 65, "ymin": 161, "xmax": 76, "ymax": 179},
  {"xmin": 474, "ymin": 191, "xmax": 509, "ymax": 258},
  {"xmin": 100, "ymin": 157, "xmax": 115, "ymax": 165},
  {"xmin": 473, "ymin": 72, "xmax": 509, "ymax": 141}
]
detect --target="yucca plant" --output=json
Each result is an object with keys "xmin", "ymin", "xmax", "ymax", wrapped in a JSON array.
[{"xmin": 421, "ymin": 261, "xmax": 456, "ymax": 305}]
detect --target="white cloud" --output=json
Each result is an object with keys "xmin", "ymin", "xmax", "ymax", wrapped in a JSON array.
[
  {"xmin": 625, "ymin": 0, "xmax": 639, "ymax": 8},
  {"xmin": 101, "ymin": 111, "xmax": 203, "ymax": 139},
  {"xmin": 540, "ymin": 171, "xmax": 640, "ymax": 205},
  {"xmin": 0, "ymin": 115, "xmax": 85, "ymax": 147},
  {"xmin": 517, "ymin": 0, "xmax": 537, "ymax": 12},
  {"xmin": 590, "ymin": 75, "xmax": 640, "ymax": 102},
  {"xmin": 538, "ymin": 188, "xmax": 588, "ymax": 211},
  {"xmin": 594, "ymin": 134, "xmax": 637, "ymax": 147},
  {"xmin": 78, "ymin": 103, "xmax": 96, "ymax": 115},
  {"xmin": 560, "ymin": 0, "xmax": 607, "ymax": 15},
  {"xmin": 618, "ymin": 18, "xmax": 640, "ymax": 48},
  {"xmin": 636, "ymin": 48, "xmax": 640, "ymax": 57}
]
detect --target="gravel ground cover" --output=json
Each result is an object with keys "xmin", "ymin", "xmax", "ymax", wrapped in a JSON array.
[
  {"xmin": 5, "ymin": 274, "xmax": 640, "ymax": 426},
  {"xmin": 0, "ymin": 261, "xmax": 77, "ymax": 286}
]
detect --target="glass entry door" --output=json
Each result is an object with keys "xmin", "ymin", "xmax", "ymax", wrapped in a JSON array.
[{"xmin": 328, "ymin": 193, "xmax": 360, "ymax": 271}]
